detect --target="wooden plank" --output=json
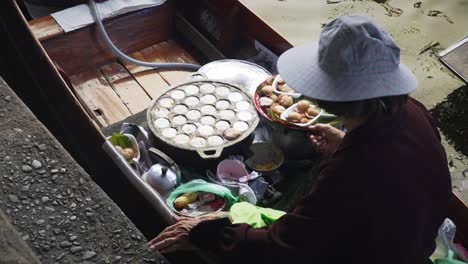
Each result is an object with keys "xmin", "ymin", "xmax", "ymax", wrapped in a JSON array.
[
  {"xmin": 174, "ymin": 14, "xmax": 226, "ymax": 61},
  {"xmin": 28, "ymin": 15, "xmax": 63, "ymax": 41},
  {"xmin": 123, "ymin": 40, "xmax": 198, "ymax": 86},
  {"xmin": 41, "ymin": 2, "xmax": 175, "ymax": 75},
  {"xmin": 176, "ymin": 0, "xmax": 292, "ymax": 56},
  {"xmin": 121, "ymin": 52, "xmax": 171, "ymax": 100},
  {"xmin": 69, "ymin": 69, "xmax": 132, "ymax": 126},
  {"xmin": 101, "ymin": 63, "xmax": 152, "ymax": 114}
]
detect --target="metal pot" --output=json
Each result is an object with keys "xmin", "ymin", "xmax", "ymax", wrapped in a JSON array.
[
  {"xmin": 147, "ymin": 79, "xmax": 260, "ymax": 162},
  {"xmin": 266, "ymin": 120, "xmax": 318, "ymax": 160}
]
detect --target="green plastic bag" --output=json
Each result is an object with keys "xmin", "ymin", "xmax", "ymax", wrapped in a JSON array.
[
  {"xmin": 434, "ymin": 250, "xmax": 468, "ymax": 264},
  {"xmin": 230, "ymin": 202, "xmax": 286, "ymax": 228},
  {"xmin": 167, "ymin": 179, "xmax": 238, "ymax": 212}
]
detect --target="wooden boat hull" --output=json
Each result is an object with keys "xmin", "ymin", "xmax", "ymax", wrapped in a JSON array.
[{"xmin": 1, "ymin": 0, "xmax": 467, "ymax": 252}]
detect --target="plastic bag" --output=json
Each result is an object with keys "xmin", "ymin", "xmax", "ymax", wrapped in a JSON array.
[
  {"xmin": 434, "ymin": 250, "xmax": 467, "ymax": 264},
  {"xmin": 432, "ymin": 218, "xmax": 468, "ymax": 263},
  {"xmin": 229, "ymin": 202, "xmax": 286, "ymax": 228},
  {"xmin": 166, "ymin": 179, "xmax": 238, "ymax": 212}
]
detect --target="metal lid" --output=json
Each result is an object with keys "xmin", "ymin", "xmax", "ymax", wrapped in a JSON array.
[{"xmin": 196, "ymin": 59, "xmax": 272, "ymax": 96}]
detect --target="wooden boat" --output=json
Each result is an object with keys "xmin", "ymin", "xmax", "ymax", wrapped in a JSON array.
[{"xmin": 1, "ymin": 0, "xmax": 467, "ymax": 254}]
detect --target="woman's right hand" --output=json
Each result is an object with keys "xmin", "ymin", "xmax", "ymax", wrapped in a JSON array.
[{"xmin": 308, "ymin": 124, "xmax": 345, "ymax": 155}]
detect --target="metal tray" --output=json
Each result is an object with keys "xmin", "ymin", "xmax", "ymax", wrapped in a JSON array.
[{"xmin": 147, "ymin": 80, "xmax": 260, "ymax": 159}]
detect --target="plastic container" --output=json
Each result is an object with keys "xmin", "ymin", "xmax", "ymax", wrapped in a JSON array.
[{"xmin": 217, "ymin": 159, "xmax": 250, "ymax": 183}]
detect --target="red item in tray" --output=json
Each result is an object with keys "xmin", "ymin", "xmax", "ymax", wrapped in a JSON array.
[
  {"xmin": 199, "ymin": 192, "xmax": 216, "ymax": 202},
  {"xmin": 202, "ymin": 196, "xmax": 225, "ymax": 211}
]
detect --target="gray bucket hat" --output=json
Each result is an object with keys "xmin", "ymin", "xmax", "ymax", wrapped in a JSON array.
[{"xmin": 277, "ymin": 15, "xmax": 418, "ymax": 102}]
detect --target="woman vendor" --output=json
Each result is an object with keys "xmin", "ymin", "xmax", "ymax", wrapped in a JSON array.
[{"xmin": 148, "ymin": 15, "xmax": 451, "ymax": 264}]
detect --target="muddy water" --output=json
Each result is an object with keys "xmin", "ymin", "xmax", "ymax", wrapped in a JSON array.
[
  {"xmin": 240, "ymin": 0, "xmax": 468, "ymax": 201},
  {"xmin": 432, "ymin": 86, "xmax": 468, "ymax": 157},
  {"xmin": 240, "ymin": 0, "xmax": 467, "ymax": 107},
  {"xmin": 431, "ymin": 85, "xmax": 468, "ymax": 202}
]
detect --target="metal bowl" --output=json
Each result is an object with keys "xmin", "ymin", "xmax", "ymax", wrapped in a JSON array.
[{"xmin": 245, "ymin": 142, "xmax": 284, "ymax": 173}]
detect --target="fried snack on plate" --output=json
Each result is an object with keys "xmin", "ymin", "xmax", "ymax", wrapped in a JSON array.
[
  {"xmin": 259, "ymin": 97, "xmax": 274, "ymax": 107},
  {"xmin": 296, "ymin": 100, "xmax": 311, "ymax": 113},
  {"xmin": 261, "ymin": 85, "xmax": 273, "ymax": 96},
  {"xmin": 306, "ymin": 106, "xmax": 320, "ymax": 118},
  {"xmin": 278, "ymin": 94, "xmax": 293, "ymax": 108},
  {"xmin": 286, "ymin": 111, "xmax": 301, "ymax": 123}
]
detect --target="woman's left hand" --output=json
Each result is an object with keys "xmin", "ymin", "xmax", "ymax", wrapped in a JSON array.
[
  {"xmin": 147, "ymin": 217, "xmax": 201, "ymax": 253},
  {"xmin": 148, "ymin": 212, "xmax": 229, "ymax": 253}
]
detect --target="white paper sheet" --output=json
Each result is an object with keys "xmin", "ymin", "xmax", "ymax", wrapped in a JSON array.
[{"xmin": 51, "ymin": 0, "xmax": 167, "ymax": 32}]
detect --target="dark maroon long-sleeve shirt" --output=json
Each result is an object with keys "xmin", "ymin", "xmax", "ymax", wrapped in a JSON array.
[{"xmin": 189, "ymin": 98, "xmax": 451, "ymax": 264}]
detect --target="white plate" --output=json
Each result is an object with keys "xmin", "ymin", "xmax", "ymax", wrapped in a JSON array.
[
  {"xmin": 272, "ymin": 75, "xmax": 302, "ymax": 98},
  {"xmin": 280, "ymin": 103, "xmax": 323, "ymax": 127}
]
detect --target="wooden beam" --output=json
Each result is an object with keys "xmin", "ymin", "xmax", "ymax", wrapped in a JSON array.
[
  {"xmin": 122, "ymin": 40, "xmax": 198, "ymax": 86},
  {"xmin": 41, "ymin": 3, "xmax": 175, "ymax": 75},
  {"xmin": 28, "ymin": 16, "xmax": 63, "ymax": 41},
  {"xmin": 175, "ymin": 14, "xmax": 225, "ymax": 62},
  {"xmin": 121, "ymin": 48, "xmax": 172, "ymax": 100},
  {"xmin": 69, "ymin": 69, "xmax": 132, "ymax": 127},
  {"xmin": 101, "ymin": 63, "xmax": 152, "ymax": 114}
]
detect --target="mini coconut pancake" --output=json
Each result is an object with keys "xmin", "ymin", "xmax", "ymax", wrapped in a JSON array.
[
  {"xmin": 152, "ymin": 107, "xmax": 170, "ymax": 118},
  {"xmin": 183, "ymin": 85, "xmax": 199, "ymax": 95},
  {"xmin": 235, "ymin": 101, "xmax": 251, "ymax": 111},
  {"xmin": 215, "ymin": 120, "xmax": 230, "ymax": 132},
  {"xmin": 181, "ymin": 123, "xmax": 197, "ymax": 134},
  {"xmin": 215, "ymin": 86, "xmax": 231, "ymax": 97},
  {"xmin": 207, "ymin": 135, "xmax": 224, "ymax": 146},
  {"xmin": 200, "ymin": 115, "xmax": 216, "ymax": 126},
  {"xmin": 173, "ymin": 134, "xmax": 190, "ymax": 145},
  {"xmin": 200, "ymin": 105, "xmax": 217, "ymax": 115},
  {"xmin": 190, "ymin": 137, "xmax": 207, "ymax": 148},
  {"xmin": 161, "ymin": 127, "xmax": 177, "ymax": 138},
  {"xmin": 219, "ymin": 109, "xmax": 236, "ymax": 120},
  {"xmin": 171, "ymin": 115, "xmax": 187, "ymax": 126},
  {"xmin": 215, "ymin": 100, "xmax": 231, "ymax": 110},
  {"xmin": 170, "ymin": 90, "xmax": 186, "ymax": 100},
  {"xmin": 197, "ymin": 125, "xmax": 215, "ymax": 137},
  {"xmin": 233, "ymin": 121, "xmax": 249, "ymax": 132},
  {"xmin": 183, "ymin": 96, "xmax": 200, "ymax": 107},
  {"xmin": 186, "ymin": 110, "xmax": 202, "ymax": 120},
  {"xmin": 237, "ymin": 111, "xmax": 253, "ymax": 121},
  {"xmin": 200, "ymin": 94, "xmax": 217, "ymax": 105},
  {"xmin": 227, "ymin": 92, "xmax": 243, "ymax": 102},
  {"xmin": 173, "ymin": 104, "xmax": 188, "ymax": 115},
  {"xmin": 154, "ymin": 118, "xmax": 170, "ymax": 128},
  {"xmin": 200, "ymin": 83, "xmax": 215, "ymax": 94},
  {"xmin": 223, "ymin": 128, "xmax": 241, "ymax": 140},
  {"xmin": 159, "ymin": 98, "xmax": 175, "ymax": 108}
]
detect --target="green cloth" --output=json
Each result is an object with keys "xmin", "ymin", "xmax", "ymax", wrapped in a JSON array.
[
  {"xmin": 229, "ymin": 202, "xmax": 286, "ymax": 228},
  {"xmin": 434, "ymin": 250, "xmax": 468, "ymax": 264}
]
